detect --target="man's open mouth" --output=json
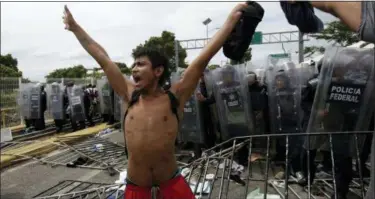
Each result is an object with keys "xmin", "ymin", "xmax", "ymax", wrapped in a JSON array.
[{"xmin": 132, "ymin": 76, "xmax": 141, "ymax": 83}]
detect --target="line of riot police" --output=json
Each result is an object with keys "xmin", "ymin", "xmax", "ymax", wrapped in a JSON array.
[
  {"xmin": 18, "ymin": 78, "xmax": 123, "ymax": 133},
  {"xmin": 175, "ymin": 46, "xmax": 374, "ymax": 199}
]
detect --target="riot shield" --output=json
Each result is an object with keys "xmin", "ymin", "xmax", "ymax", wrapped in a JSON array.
[
  {"xmin": 171, "ymin": 71, "xmax": 205, "ymax": 144},
  {"xmin": 47, "ymin": 83, "xmax": 64, "ymax": 120},
  {"xmin": 266, "ymin": 61, "xmax": 303, "ymax": 136},
  {"xmin": 68, "ymin": 85, "xmax": 86, "ymax": 122},
  {"xmin": 19, "ymin": 83, "xmax": 32, "ymax": 119},
  {"xmin": 203, "ymin": 69, "xmax": 214, "ymax": 97},
  {"xmin": 114, "ymin": 75, "xmax": 129, "ymax": 122},
  {"xmin": 113, "ymin": 92, "xmax": 122, "ymax": 121},
  {"xmin": 211, "ymin": 64, "xmax": 254, "ymax": 140},
  {"xmin": 97, "ymin": 78, "xmax": 113, "ymax": 115},
  {"xmin": 299, "ymin": 62, "xmax": 317, "ymax": 85},
  {"xmin": 305, "ymin": 47, "xmax": 375, "ymax": 157},
  {"xmin": 246, "ymin": 62, "xmax": 268, "ymax": 136},
  {"xmin": 29, "ymin": 84, "xmax": 42, "ymax": 119}
]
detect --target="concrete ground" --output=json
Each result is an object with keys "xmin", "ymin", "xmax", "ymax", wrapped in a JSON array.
[
  {"xmin": 0, "ymin": 130, "xmax": 123, "ymax": 199},
  {"xmin": 1, "ymin": 156, "xmax": 119, "ymax": 199}
]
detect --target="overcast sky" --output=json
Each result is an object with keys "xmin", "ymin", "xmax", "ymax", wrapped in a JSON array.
[{"xmin": 1, "ymin": 1, "xmax": 336, "ymax": 81}]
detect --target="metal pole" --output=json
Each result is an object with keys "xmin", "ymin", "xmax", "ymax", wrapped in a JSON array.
[
  {"xmin": 19, "ymin": 77, "xmax": 24, "ymax": 125},
  {"xmin": 298, "ymin": 31, "xmax": 304, "ymax": 63}
]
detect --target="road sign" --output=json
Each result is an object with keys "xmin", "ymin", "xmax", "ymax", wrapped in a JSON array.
[
  {"xmin": 251, "ymin": 31, "xmax": 263, "ymax": 45},
  {"xmin": 270, "ymin": 53, "xmax": 290, "ymax": 58},
  {"xmin": 268, "ymin": 53, "xmax": 291, "ymax": 65}
]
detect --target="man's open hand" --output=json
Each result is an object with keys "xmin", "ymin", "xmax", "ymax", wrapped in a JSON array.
[
  {"xmin": 195, "ymin": 92, "xmax": 206, "ymax": 102},
  {"xmin": 63, "ymin": 5, "xmax": 78, "ymax": 31}
]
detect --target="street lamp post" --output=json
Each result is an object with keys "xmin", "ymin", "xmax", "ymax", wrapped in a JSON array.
[{"xmin": 202, "ymin": 18, "xmax": 212, "ymax": 45}]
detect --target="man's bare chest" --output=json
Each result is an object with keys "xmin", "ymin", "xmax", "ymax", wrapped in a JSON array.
[{"xmin": 124, "ymin": 101, "xmax": 179, "ymax": 134}]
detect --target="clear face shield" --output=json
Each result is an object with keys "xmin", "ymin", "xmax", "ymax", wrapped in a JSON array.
[
  {"xmin": 275, "ymin": 76, "xmax": 286, "ymax": 89},
  {"xmin": 222, "ymin": 71, "xmax": 234, "ymax": 84}
]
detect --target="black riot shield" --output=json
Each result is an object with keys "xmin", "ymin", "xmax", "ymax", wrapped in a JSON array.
[
  {"xmin": 305, "ymin": 47, "xmax": 375, "ymax": 157},
  {"xmin": 68, "ymin": 85, "xmax": 86, "ymax": 122},
  {"xmin": 47, "ymin": 83, "xmax": 64, "ymax": 120},
  {"xmin": 29, "ymin": 84, "xmax": 42, "ymax": 119},
  {"xmin": 211, "ymin": 64, "xmax": 254, "ymax": 140},
  {"xmin": 171, "ymin": 71, "xmax": 205, "ymax": 144},
  {"xmin": 180, "ymin": 95, "xmax": 205, "ymax": 143},
  {"xmin": 97, "ymin": 78, "xmax": 113, "ymax": 115}
]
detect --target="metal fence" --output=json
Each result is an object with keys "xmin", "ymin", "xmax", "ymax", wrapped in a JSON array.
[
  {"xmin": 181, "ymin": 131, "xmax": 373, "ymax": 199},
  {"xmin": 33, "ymin": 180, "xmax": 124, "ymax": 199},
  {"xmin": 25, "ymin": 130, "xmax": 373, "ymax": 199},
  {"xmin": 0, "ymin": 77, "xmax": 98, "ymax": 129},
  {"xmin": 1, "ymin": 77, "xmax": 25, "ymax": 128}
]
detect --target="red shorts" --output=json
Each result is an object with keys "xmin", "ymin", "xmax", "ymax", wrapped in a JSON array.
[{"xmin": 124, "ymin": 175, "xmax": 195, "ymax": 199}]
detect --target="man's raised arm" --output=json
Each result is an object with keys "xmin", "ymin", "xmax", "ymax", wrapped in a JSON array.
[
  {"xmin": 288, "ymin": 1, "xmax": 374, "ymax": 43},
  {"xmin": 173, "ymin": 3, "xmax": 247, "ymax": 104},
  {"xmin": 63, "ymin": 5, "xmax": 133, "ymax": 102}
]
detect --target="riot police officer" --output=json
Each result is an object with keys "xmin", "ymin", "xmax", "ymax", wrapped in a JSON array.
[
  {"xmin": 66, "ymin": 82, "xmax": 86, "ymax": 131},
  {"xmin": 83, "ymin": 85, "xmax": 95, "ymax": 127},
  {"xmin": 48, "ymin": 82, "xmax": 65, "ymax": 132},
  {"xmin": 302, "ymin": 47, "xmax": 374, "ymax": 199},
  {"xmin": 210, "ymin": 65, "xmax": 254, "ymax": 165},
  {"xmin": 299, "ymin": 59, "xmax": 322, "ymax": 186},
  {"xmin": 196, "ymin": 72, "xmax": 217, "ymax": 149},
  {"xmin": 247, "ymin": 71, "xmax": 269, "ymax": 145},
  {"xmin": 268, "ymin": 68, "xmax": 303, "ymax": 179},
  {"xmin": 32, "ymin": 84, "xmax": 47, "ymax": 131}
]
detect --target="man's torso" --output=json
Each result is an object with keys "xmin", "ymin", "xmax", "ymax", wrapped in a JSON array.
[{"xmin": 124, "ymin": 93, "xmax": 179, "ymax": 187}]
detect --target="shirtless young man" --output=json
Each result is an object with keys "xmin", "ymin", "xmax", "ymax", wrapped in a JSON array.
[{"xmin": 63, "ymin": 3, "xmax": 247, "ymax": 199}]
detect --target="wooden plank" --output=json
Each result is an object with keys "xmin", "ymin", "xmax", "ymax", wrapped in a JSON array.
[{"xmin": 0, "ymin": 123, "xmax": 113, "ymax": 168}]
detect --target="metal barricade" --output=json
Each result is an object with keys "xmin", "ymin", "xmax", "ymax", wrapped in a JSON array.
[
  {"xmin": 182, "ymin": 131, "xmax": 373, "ymax": 199},
  {"xmin": 33, "ymin": 180, "xmax": 124, "ymax": 199}
]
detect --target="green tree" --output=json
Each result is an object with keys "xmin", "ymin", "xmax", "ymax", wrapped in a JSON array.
[
  {"xmin": 302, "ymin": 46, "xmax": 326, "ymax": 58},
  {"xmin": 313, "ymin": 21, "xmax": 359, "ymax": 47},
  {"xmin": 303, "ymin": 46, "xmax": 326, "ymax": 54},
  {"xmin": 230, "ymin": 48, "xmax": 252, "ymax": 65},
  {"xmin": 46, "ymin": 65, "xmax": 88, "ymax": 79},
  {"xmin": 0, "ymin": 54, "xmax": 18, "ymax": 72},
  {"xmin": 0, "ymin": 54, "xmax": 22, "ymax": 78},
  {"xmin": 207, "ymin": 64, "xmax": 220, "ymax": 70},
  {"xmin": 86, "ymin": 68, "xmax": 104, "ymax": 79},
  {"xmin": 302, "ymin": 21, "xmax": 358, "ymax": 56},
  {"xmin": 0, "ymin": 64, "xmax": 22, "ymax": 77},
  {"xmin": 115, "ymin": 62, "xmax": 132, "ymax": 75},
  {"xmin": 132, "ymin": 31, "xmax": 188, "ymax": 71},
  {"xmin": 0, "ymin": 54, "xmax": 31, "ymax": 82}
]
